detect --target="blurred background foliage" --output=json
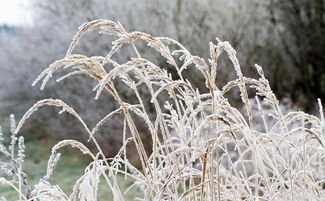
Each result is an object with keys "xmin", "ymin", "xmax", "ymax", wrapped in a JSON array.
[{"xmin": 0, "ymin": 0, "xmax": 324, "ymax": 156}]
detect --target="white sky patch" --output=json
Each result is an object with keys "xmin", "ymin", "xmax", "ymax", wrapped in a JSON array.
[{"xmin": 0, "ymin": 0, "xmax": 31, "ymax": 25}]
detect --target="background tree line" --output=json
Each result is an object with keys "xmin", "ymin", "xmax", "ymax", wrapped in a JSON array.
[{"xmin": 0, "ymin": 0, "xmax": 324, "ymax": 156}]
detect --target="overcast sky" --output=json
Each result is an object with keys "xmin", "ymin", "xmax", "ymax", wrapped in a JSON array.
[{"xmin": 0, "ymin": 0, "xmax": 31, "ymax": 25}]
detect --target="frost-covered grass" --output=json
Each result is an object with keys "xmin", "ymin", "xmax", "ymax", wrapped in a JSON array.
[{"xmin": 1, "ymin": 20, "xmax": 325, "ymax": 201}]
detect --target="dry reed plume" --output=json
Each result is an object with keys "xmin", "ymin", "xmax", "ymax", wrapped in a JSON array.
[{"xmin": 1, "ymin": 19, "xmax": 325, "ymax": 201}]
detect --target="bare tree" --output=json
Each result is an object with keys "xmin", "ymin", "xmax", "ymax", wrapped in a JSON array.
[{"xmin": 0, "ymin": 0, "xmax": 267, "ymax": 155}]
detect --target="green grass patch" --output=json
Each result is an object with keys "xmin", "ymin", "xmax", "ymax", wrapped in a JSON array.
[{"xmin": 0, "ymin": 130, "xmax": 139, "ymax": 200}]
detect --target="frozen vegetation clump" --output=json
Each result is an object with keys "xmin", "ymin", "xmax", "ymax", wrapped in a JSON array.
[{"xmin": 1, "ymin": 20, "xmax": 325, "ymax": 201}]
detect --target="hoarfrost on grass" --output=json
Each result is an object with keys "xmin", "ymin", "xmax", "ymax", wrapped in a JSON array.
[{"xmin": 1, "ymin": 19, "xmax": 325, "ymax": 201}]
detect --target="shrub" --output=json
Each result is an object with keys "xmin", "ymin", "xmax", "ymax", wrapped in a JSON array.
[{"xmin": 1, "ymin": 20, "xmax": 325, "ymax": 200}]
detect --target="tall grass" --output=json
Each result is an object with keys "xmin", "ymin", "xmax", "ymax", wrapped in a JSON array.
[{"xmin": 1, "ymin": 20, "xmax": 325, "ymax": 201}]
